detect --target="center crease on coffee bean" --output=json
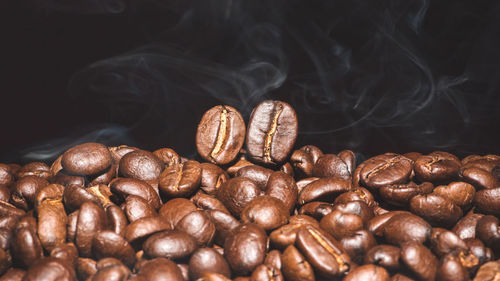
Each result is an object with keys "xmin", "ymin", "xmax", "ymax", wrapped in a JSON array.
[
  {"xmin": 174, "ymin": 164, "xmax": 184, "ymax": 191},
  {"xmin": 366, "ymin": 156, "xmax": 401, "ymax": 179},
  {"xmin": 264, "ymin": 104, "xmax": 283, "ymax": 162},
  {"xmin": 307, "ymin": 228, "xmax": 348, "ymax": 272},
  {"xmin": 210, "ymin": 106, "xmax": 228, "ymax": 162},
  {"xmin": 424, "ymin": 156, "xmax": 442, "ymax": 171}
]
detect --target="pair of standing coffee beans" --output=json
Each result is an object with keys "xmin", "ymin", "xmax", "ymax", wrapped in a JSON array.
[{"xmin": 196, "ymin": 100, "xmax": 298, "ymax": 166}]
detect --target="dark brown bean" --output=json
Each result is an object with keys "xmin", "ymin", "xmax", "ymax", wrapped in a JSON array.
[
  {"xmin": 298, "ymin": 177, "xmax": 352, "ymax": 205},
  {"xmin": 76, "ymin": 258, "xmax": 97, "ymax": 281},
  {"xmin": 22, "ymin": 257, "xmax": 76, "ymax": 281},
  {"xmin": 429, "ymin": 228, "xmax": 467, "ymax": 257},
  {"xmin": 290, "ymin": 149, "xmax": 314, "ymax": 177},
  {"xmin": 334, "ymin": 187, "xmax": 376, "ymax": 207},
  {"xmin": 11, "ymin": 226, "xmax": 43, "ymax": 268},
  {"xmin": 400, "ymin": 242, "xmax": 438, "ymax": 281},
  {"xmin": 159, "ymin": 198, "xmax": 198, "ymax": 229},
  {"xmin": 433, "ymin": 181, "xmax": 476, "ymax": 208},
  {"xmin": 382, "ymin": 213, "xmax": 432, "ymax": 246},
  {"xmin": 136, "ymin": 258, "xmax": 184, "ymax": 281},
  {"xmin": 199, "ymin": 163, "xmax": 229, "ymax": 196},
  {"xmin": 189, "ymin": 248, "xmax": 231, "ymax": 280},
  {"xmin": 249, "ymin": 264, "xmax": 284, "ymax": 281},
  {"xmin": 37, "ymin": 197, "xmax": 67, "ymax": 252},
  {"xmin": 379, "ymin": 182, "xmax": 434, "ymax": 207},
  {"xmin": 414, "ymin": 151, "xmax": 461, "ymax": 183},
  {"xmin": 235, "ymin": 165, "xmax": 273, "ymax": 190},
  {"xmin": 409, "ymin": 194, "xmax": 463, "ymax": 227},
  {"xmin": 109, "ymin": 145, "xmax": 139, "ymax": 164},
  {"xmin": 63, "ymin": 184, "xmax": 104, "ymax": 212},
  {"xmin": 89, "ymin": 164, "xmax": 117, "ymax": 186},
  {"xmin": 224, "ymin": 223, "xmax": 267, "ymax": 276},
  {"xmin": 109, "ymin": 178, "xmax": 161, "ymax": 210},
  {"xmin": 10, "ymin": 175, "xmax": 49, "ymax": 210},
  {"xmin": 176, "ymin": 210, "xmax": 216, "ymax": 246},
  {"xmin": 436, "ymin": 254, "xmax": 470, "ymax": 281},
  {"xmin": 312, "ymin": 154, "xmax": 351, "ymax": 180},
  {"xmin": 153, "ymin": 147, "xmax": 180, "ymax": 167},
  {"xmin": 264, "ymin": 250, "xmax": 282, "ymax": 271},
  {"xmin": 359, "ymin": 153, "xmax": 413, "ymax": 190},
  {"xmin": 241, "ymin": 196, "xmax": 289, "ymax": 231},
  {"xmin": 460, "ymin": 167, "xmax": 498, "ymax": 190},
  {"xmin": 0, "ymin": 164, "xmax": 13, "ymax": 186},
  {"xmin": 118, "ymin": 150, "xmax": 164, "ymax": 184},
  {"xmin": 62, "ymin": 142, "xmax": 112, "ymax": 176},
  {"xmin": 92, "ymin": 231, "xmax": 136, "ymax": 268},
  {"xmin": 123, "ymin": 195, "xmax": 157, "ymax": 222},
  {"xmin": 76, "ymin": 202, "xmax": 107, "ymax": 257},
  {"xmin": 0, "ymin": 267, "xmax": 25, "ymax": 281},
  {"xmin": 226, "ymin": 156, "xmax": 253, "ymax": 176},
  {"xmin": 143, "ymin": 229, "xmax": 197, "ymax": 260},
  {"xmin": 320, "ymin": 210, "xmax": 364, "ymax": 240},
  {"xmin": 206, "ymin": 210, "xmax": 241, "ymax": 246},
  {"xmin": 50, "ymin": 243, "xmax": 78, "ymax": 268},
  {"xmin": 246, "ymin": 100, "xmax": 298, "ymax": 164},
  {"xmin": 475, "ymin": 215, "xmax": 500, "ymax": 253},
  {"xmin": 159, "ymin": 160, "xmax": 201, "ymax": 198},
  {"xmin": 452, "ymin": 211, "xmax": 484, "ymax": 240},
  {"xmin": 464, "ymin": 238, "xmax": 493, "ymax": 267},
  {"xmin": 332, "ymin": 200, "xmax": 374, "ymax": 224},
  {"xmin": 364, "ymin": 244, "xmax": 402, "ymax": 271},
  {"xmin": 343, "ymin": 264, "xmax": 390, "ymax": 281},
  {"xmin": 295, "ymin": 225, "xmax": 351, "ymax": 278},
  {"xmin": 191, "ymin": 191, "xmax": 230, "ymax": 214},
  {"xmin": 124, "ymin": 216, "xmax": 171, "ymax": 247},
  {"xmin": 473, "ymin": 260, "xmax": 500, "ymax": 281},
  {"xmin": 265, "ymin": 171, "xmax": 298, "ymax": 214},
  {"xmin": 0, "ymin": 248, "xmax": 10, "ymax": 276},
  {"xmin": 474, "ymin": 186, "xmax": 500, "ymax": 216},
  {"xmin": 105, "ymin": 205, "xmax": 128, "ymax": 237},
  {"xmin": 281, "ymin": 245, "xmax": 315, "ymax": 281},
  {"xmin": 340, "ymin": 230, "xmax": 377, "ymax": 264},
  {"xmin": 298, "ymin": 201, "xmax": 334, "ymax": 220},
  {"xmin": 196, "ymin": 105, "xmax": 246, "ymax": 165},
  {"xmin": 195, "ymin": 272, "xmax": 231, "ymax": 281},
  {"xmin": 216, "ymin": 177, "xmax": 261, "ymax": 218},
  {"xmin": 16, "ymin": 162, "xmax": 51, "ymax": 179}
]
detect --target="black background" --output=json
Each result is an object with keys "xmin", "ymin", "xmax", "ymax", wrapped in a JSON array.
[{"xmin": 1, "ymin": 0, "xmax": 500, "ymax": 164}]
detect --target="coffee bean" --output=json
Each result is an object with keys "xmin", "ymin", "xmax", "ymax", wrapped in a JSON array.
[
  {"xmin": 11, "ymin": 226, "xmax": 43, "ymax": 268},
  {"xmin": 235, "ymin": 165, "xmax": 273, "ymax": 190},
  {"xmin": 109, "ymin": 145, "xmax": 139, "ymax": 164},
  {"xmin": 52, "ymin": 172, "xmax": 85, "ymax": 188},
  {"xmin": 176, "ymin": 210, "xmax": 216, "ymax": 246},
  {"xmin": 199, "ymin": 163, "xmax": 229, "ymax": 195},
  {"xmin": 226, "ymin": 155, "xmax": 254, "ymax": 176},
  {"xmin": 0, "ymin": 164, "xmax": 13, "ymax": 186},
  {"xmin": 0, "ymin": 185, "xmax": 10, "ymax": 203},
  {"xmin": 195, "ymin": 272, "xmax": 231, "ymax": 281},
  {"xmin": 124, "ymin": 216, "xmax": 171, "ymax": 247},
  {"xmin": 298, "ymin": 201, "xmax": 334, "ymax": 220},
  {"xmin": 224, "ymin": 223, "xmax": 267, "ymax": 276},
  {"xmin": 410, "ymin": 194, "xmax": 463, "ymax": 227},
  {"xmin": 22, "ymin": 257, "xmax": 76, "ymax": 281},
  {"xmin": 37, "ymin": 197, "xmax": 67, "ymax": 252},
  {"xmin": 264, "ymin": 250, "xmax": 282, "ymax": 271},
  {"xmin": 334, "ymin": 187, "xmax": 376, "ymax": 207},
  {"xmin": 452, "ymin": 211, "xmax": 484, "ymax": 240},
  {"xmin": 290, "ymin": 150, "xmax": 314, "ymax": 177},
  {"xmin": 123, "ymin": 195, "xmax": 157, "ymax": 222},
  {"xmin": 89, "ymin": 262, "xmax": 130, "ymax": 281},
  {"xmin": 250, "ymin": 264, "xmax": 284, "ymax": 281},
  {"xmin": 475, "ymin": 215, "xmax": 500, "ymax": 253},
  {"xmin": 332, "ymin": 200, "xmax": 374, "ymax": 224},
  {"xmin": 281, "ymin": 245, "xmax": 315, "ymax": 281},
  {"xmin": 280, "ymin": 162, "xmax": 295, "ymax": 178},
  {"xmin": 153, "ymin": 148, "xmax": 180, "ymax": 167},
  {"xmin": 105, "ymin": 205, "xmax": 128, "ymax": 237},
  {"xmin": 216, "ymin": 177, "xmax": 261, "ymax": 217},
  {"xmin": 400, "ymin": 242, "xmax": 438, "ymax": 281},
  {"xmin": 62, "ymin": 143, "xmax": 112, "ymax": 176},
  {"xmin": 76, "ymin": 258, "xmax": 98, "ymax": 281},
  {"xmin": 364, "ymin": 244, "xmax": 402, "ymax": 271},
  {"xmin": 75, "ymin": 202, "xmax": 107, "ymax": 257},
  {"xmin": 246, "ymin": 100, "xmax": 298, "ymax": 164},
  {"xmin": 16, "ymin": 162, "xmax": 51, "ymax": 180},
  {"xmin": 379, "ymin": 182, "xmax": 434, "ymax": 207},
  {"xmin": 197, "ymin": 105, "xmax": 246, "ymax": 165},
  {"xmin": 92, "ymin": 231, "xmax": 136, "ymax": 268},
  {"xmin": 63, "ymin": 184, "xmax": 105, "ymax": 212},
  {"xmin": 360, "ymin": 153, "xmax": 413, "ymax": 190},
  {"xmin": 298, "ymin": 177, "xmax": 352, "ymax": 205},
  {"xmin": 159, "ymin": 160, "xmax": 201, "ymax": 198},
  {"xmin": 119, "ymin": 150, "xmax": 164, "ymax": 184},
  {"xmin": 460, "ymin": 167, "xmax": 499, "ymax": 190},
  {"xmin": 312, "ymin": 154, "xmax": 351, "ymax": 180},
  {"xmin": 159, "ymin": 198, "xmax": 198, "ymax": 228},
  {"xmin": 295, "ymin": 225, "xmax": 351, "ymax": 278},
  {"xmin": 436, "ymin": 254, "xmax": 470, "ymax": 281},
  {"xmin": 11, "ymin": 175, "xmax": 49, "ymax": 210},
  {"xmin": 241, "ymin": 195, "xmax": 289, "ymax": 231},
  {"xmin": 265, "ymin": 171, "xmax": 298, "ymax": 214},
  {"xmin": 109, "ymin": 178, "xmax": 161, "ymax": 210},
  {"xmin": 433, "ymin": 181, "xmax": 475, "ymax": 208},
  {"xmin": 382, "ymin": 213, "xmax": 431, "ymax": 246},
  {"xmin": 472, "ymin": 260, "xmax": 500, "ymax": 281},
  {"xmin": 462, "ymin": 154, "xmax": 500, "ymax": 172},
  {"xmin": 414, "ymin": 151, "xmax": 461, "ymax": 183},
  {"xmin": 191, "ymin": 191, "xmax": 230, "ymax": 214},
  {"xmin": 270, "ymin": 219, "xmax": 318, "ymax": 250},
  {"xmin": 50, "ymin": 243, "xmax": 78, "ymax": 268},
  {"xmin": 464, "ymin": 238, "xmax": 493, "ymax": 267},
  {"xmin": 88, "ymin": 164, "xmax": 117, "ymax": 186},
  {"xmin": 429, "ymin": 228, "xmax": 467, "ymax": 257},
  {"xmin": 474, "ymin": 186, "xmax": 500, "ymax": 216},
  {"xmin": 296, "ymin": 177, "xmax": 319, "ymax": 194},
  {"xmin": 320, "ymin": 210, "xmax": 364, "ymax": 240},
  {"xmin": 338, "ymin": 150, "xmax": 356, "ymax": 174},
  {"xmin": 343, "ymin": 264, "xmax": 390, "ymax": 281},
  {"xmin": 340, "ymin": 230, "xmax": 377, "ymax": 264},
  {"xmin": 142, "ymin": 230, "xmax": 197, "ymax": 262},
  {"xmin": 390, "ymin": 273, "xmax": 417, "ymax": 281},
  {"xmin": 189, "ymin": 248, "xmax": 231, "ymax": 280},
  {"xmin": 206, "ymin": 209, "xmax": 240, "ymax": 246}
]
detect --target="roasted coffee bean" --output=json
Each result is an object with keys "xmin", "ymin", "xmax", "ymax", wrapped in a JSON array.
[
  {"xmin": 159, "ymin": 198, "xmax": 198, "ymax": 228},
  {"xmin": 280, "ymin": 162, "xmax": 294, "ymax": 178},
  {"xmin": 281, "ymin": 245, "xmax": 315, "ymax": 281},
  {"xmin": 191, "ymin": 191, "xmax": 230, "ymax": 214},
  {"xmin": 0, "ymin": 248, "xmax": 10, "ymax": 276},
  {"xmin": 123, "ymin": 195, "xmax": 157, "ymax": 222},
  {"xmin": 296, "ymin": 177, "xmax": 319, "ymax": 194},
  {"xmin": 176, "ymin": 210, "xmax": 216, "ymax": 246},
  {"xmin": 89, "ymin": 164, "xmax": 117, "ymax": 186},
  {"xmin": 462, "ymin": 154, "xmax": 500, "ymax": 172},
  {"xmin": 92, "ymin": 231, "xmax": 136, "ymax": 267},
  {"xmin": 433, "ymin": 181, "xmax": 476, "ymax": 209},
  {"xmin": 473, "ymin": 260, "xmax": 500, "ymax": 281},
  {"xmin": 298, "ymin": 201, "xmax": 334, "ymax": 220},
  {"xmin": 295, "ymin": 225, "xmax": 351, "ymax": 278},
  {"xmin": 264, "ymin": 249, "xmax": 282, "ymax": 270},
  {"xmin": 359, "ymin": 153, "xmax": 413, "ymax": 190},
  {"xmin": 22, "ymin": 257, "xmax": 76, "ymax": 281},
  {"xmin": 216, "ymin": 177, "xmax": 261, "ymax": 217},
  {"xmin": 379, "ymin": 182, "xmax": 434, "ymax": 207},
  {"xmin": 364, "ymin": 244, "xmax": 402, "ymax": 271},
  {"xmin": 334, "ymin": 187, "xmax": 376, "ymax": 207},
  {"xmin": 460, "ymin": 167, "xmax": 498, "ymax": 190},
  {"xmin": 224, "ymin": 223, "xmax": 267, "ymax": 276},
  {"xmin": 105, "ymin": 205, "xmax": 128, "ymax": 237},
  {"xmin": 50, "ymin": 243, "xmax": 78, "ymax": 268},
  {"xmin": 265, "ymin": 171, "xmax": 298, "ymax": 214},
  {"xmin": 400, "ymin": 242, "xmax": 438, "ymax": 281},
  {"xmin": 429, "ymin": 228, "xmax": 467, "ymax": 257},
  {"xmin": 189, "ymin": 248, "xmax": 231, "ymax": 280},
  {"xmin": 290, "ymin": 150, "xmax": 315, "ymax": 177},
  {"xmin": 159, "ymin": 160, "xmax": 201, "ymax": 198},
  {"xmin": 344, "ymin": 264, "xmax": 390, "ymax": 281},
  {"xmin": 109, "ymin": 145, "xmax": 139, "ymax": 164},
  {"xmin": 474, "ymin": 186, "xmax": 500, "ymax": 216},
  {"xmin": 410, "ymin": 194, "xmax": 463, "ymax": 227},
  {"xmin": 37, "ymin": 197, "xmax": 67, "ymax": 252},
  {"xmin": 76, "ymin": 202, "xmax": 107, "ymax": 257},
  {"xmin": 269, "ymin": 219, "xmax": 319, "ymax": 250},
  {"xmin": 340, "ymin": 230, "xmax": 377, "ymax": 264},
  {"xmin": 475, "ymin": 215, "xmax": 500, "ymax": 253},
  {"xmin": 241, "ymin": 195, "xmax": 289, "ymax": 231},
  {"xmin": 246, "ymin": 100, "xmax": 298, "ymax": 164},
  {"xmin": 67, "ymin": 211, "xmax": 79, "ymax": 243},
  {"xmin": 312, "ymin": 154, "xmax": 351, "ymax": 180},
  {"xmin": 206, "ymin": 209, "xmax": 240, "ymax": 246},
  {"xmin": 0, "ymin": 268, "xmax": 25, "ymax": 281},
  {"xmin": 199, "ymin": 163, "xmax": 229, "ymax": 195},
  {"xmin": 250, "ymin": 264, "xmax": 284, "ymax": 281},
  {"xmin": 16, "ymin": 162, "xmax": 51, "ymax": 180},
  {"xmin": 119, "ymin": 150, "xmax": 164, "ymax": 184},
  {"xmin": 414, "ymin": 151, "xmax": 461, "ymax": 183},
  {"xmin": 196, "ymin": 105, "xmax": 246, "ymax": 165},
  {"xmin": 153, "ymin": 148, "xmax": 180, "ymax": 167},
  {"xmin": 332, "ymin": 200, "xmax": 374, "ymax": 224},
  {"xmin": 89, "ymin": 263, "xmax": 130, "ymax": 281},
  {"xmin": 63, "ymin": 184, "xmax": 105, "ymax": 212},
  {"xmin": 109, "ymin": 178, "xmax": 161, "ymax": 210},
  {"xmin": 143, "ymin": 229, "xmax": 197, "ymax": 260},
  {"xmin": 464, "ymin": 238, "xmax": 493, "ymax": 267},
  {"xmin": 177, "ymin": 263, "xmax": 189, "ymax": 281},
  {"xmin": 436, "ymin": 254, "xmax": 470, "ymax": 281},
  {"xmin": 235, "ymin": 165, "xmax": 273, "ymax": 190},
  {"xmin": 124, "ymin": 216, "xmax": 171, "ymax": 247},
  {"xmin": 0, "ymin": 165, "xmax": 13, "ymax": 186},
  {"xmin": 136, "ymin": 258, "xmax": 185, "ymax": 281},
  {"xmin": 52, "ymin": 171, "xmax": 85, "ymax": 188},
  {"xmin": 338, "ymin": 150, "xmax": 356, "ymax": 174},
  {"xmin": 11, "ymin": 175, "xmax": 49, "ymax": 210},
  {"xmin": 0, "ymin": 185, "xmax": 10, "ymax": 203},
  {"xmin": 298, "ymin": 177, "xmax": 352, "ymax": 205},
  {"xmin": 62, "ymin": 143, "xmax": 112, "ymax": 176},
  {"xmin": 453, "ymin": 211, "xmax": 484, "ymax": 240},
  {"xmin": 11, "ymin": 225, "xmax": 43, "ymax": 268},
  {"xmin": 320, "ymin": 210, "xmax": 364, "ymax": 240},
  {"xmin": 226, "ymin": 155, "xmax": 253, "ymax": 176},
  {"xmin": 382, "ymin": 213, "xmax": 432, "ymax": 246},
  {"xmin": 34, "ymin": 183, "xmax": 64, "ymax": 208}
]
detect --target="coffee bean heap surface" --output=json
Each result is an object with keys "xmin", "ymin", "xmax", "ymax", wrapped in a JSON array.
[{"xmin": 0, "ymin": 100, "xmax": 499, "ymax": 281}]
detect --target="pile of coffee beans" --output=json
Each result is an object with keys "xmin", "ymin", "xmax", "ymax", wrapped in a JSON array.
[{"xmin": 0, "ymin": 100, "xmax": 498, "ymax": 281}]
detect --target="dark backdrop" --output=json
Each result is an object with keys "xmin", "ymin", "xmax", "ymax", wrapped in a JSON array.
[{"xmin": 1, "ymin": 0, "xmax": 500, "ymax": 164}]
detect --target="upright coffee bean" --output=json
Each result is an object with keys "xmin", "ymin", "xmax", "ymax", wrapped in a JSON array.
[{"xmin": 62, "ymin": 143, "xmax": 112, "ymax": 176}]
